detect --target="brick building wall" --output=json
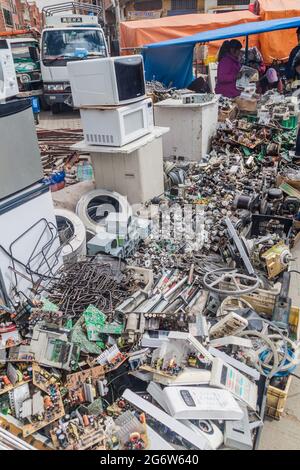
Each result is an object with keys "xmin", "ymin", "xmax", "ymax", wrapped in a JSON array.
[
  {"xmin": 28, "ymin": 2, "xmax": 42, "ymax": 30},
  {"xmin": 0, "ymin": 0, "xmax": 18, "ymax": 31},
  {"xmin": 1, "ymin": 0, "xmax": 42, "ymax": 32}
]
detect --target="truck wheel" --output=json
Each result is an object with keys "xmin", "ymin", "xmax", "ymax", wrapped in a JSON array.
[{"xmin": 51, "ymin": 103, "xmax": 61, "ymax": 114}]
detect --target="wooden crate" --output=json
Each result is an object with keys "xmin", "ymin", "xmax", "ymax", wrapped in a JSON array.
[
  {"xmin": 242, "ymin": 289, "xmax": 300, "ymax": 337},
  {"xmin": 235, "ymin": 97, "xmax": 257, "ymax": 113},
  {"xmin": 266, "ymin": 375, "xmax": 293, "ymax": 420},
  {"xmin": 218, "ymin": 104, "xmax": 238, "ymax": 122}
]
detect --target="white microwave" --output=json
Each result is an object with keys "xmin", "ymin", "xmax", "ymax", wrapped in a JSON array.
[
  {"xmin": 67, "ymin": 55, "xmax": 146, "ymax": 107},
  {"xmin": 80, "ymin": 97, "xmax": 154, "ymax": 147}
]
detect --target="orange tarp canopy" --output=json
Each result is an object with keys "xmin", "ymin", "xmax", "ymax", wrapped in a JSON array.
[
  {"xmin": 258, "ymin": 0, "xmax": 300, "ymax": 62},
  {"xmin": 120, "ymin": 11, "xmax": 260, "ymax": 55}
]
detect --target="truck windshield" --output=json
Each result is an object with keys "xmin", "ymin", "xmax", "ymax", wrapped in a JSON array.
[
  {"xmin": 11, "ymin": 43, "xmax": 39, "ymax": 62},
  {"xmin": 42, "ymin": 29, "xmax": 106, "ymax": 63}
]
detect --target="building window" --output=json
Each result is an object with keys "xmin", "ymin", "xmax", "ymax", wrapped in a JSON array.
[
  {"xmin": 3, "ymin": 8, "xmax": 14, "ymax": 27},
  {"xmin": 171, "ymin": 0, "xmax": 197, "ymax": 10},
  {"xmin": 134, "ymin": 0, "xmax": 162, "ymax": 11},
  {"xmin": 217, "ymin": 0, "xmax": 250, "ymax": 5}
]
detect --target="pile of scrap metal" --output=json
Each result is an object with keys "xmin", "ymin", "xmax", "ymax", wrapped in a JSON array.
[
  {"xmin": 37, "ymin": 128, "xmax": 91, "ymax": 186},
  {"xmin": 146, "ymin": 80, "xmax": 191, "ymax": 103},
  {"xmin": 1, "ymin": 92, "xmax": 300, "ymax": 451},
  {"xmin": 1, "ymin": 194, "xmax": 299, "ymax": 450}
]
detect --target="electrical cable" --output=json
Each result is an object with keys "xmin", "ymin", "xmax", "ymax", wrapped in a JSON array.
[
  {"xmin": 291, "ymin": 373, "xmax": 300, "ymax": 380},
  {"xmin": 238, "ymin": 329, "xmax": 280, "ymax": 378},
  {"xmin": 237, "ymin": 316, "xmax": 300, "ymax": 378}
]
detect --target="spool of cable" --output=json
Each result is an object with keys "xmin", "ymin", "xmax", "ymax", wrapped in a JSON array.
[
  {"xmin": 76, "ymin": 189, "xmax": 132, "ymax": 235},
  {"xmin": 55, "ymin": 208, "xmax": 86, "ymax": 264}
]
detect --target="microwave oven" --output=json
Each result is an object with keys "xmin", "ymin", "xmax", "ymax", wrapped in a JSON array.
[
  {"xmin": 80, "ymin": 97, "xmax": 154, "ymax": 147},
  {"xmin": 67, "ymin": 55, "xmax": 146, "ymax": 107}
]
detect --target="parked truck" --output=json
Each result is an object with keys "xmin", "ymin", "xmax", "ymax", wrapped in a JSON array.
[
  {"xmin": 8, "ymin": 38, "xmax": 42, "ymax": 97},
  {"xmin": 41, "ymin": 2, "xmax": 108, "ymax": 114},
  {"xmin": 0, "ymin": 30, "xmax": 43, "ymax": 97}
]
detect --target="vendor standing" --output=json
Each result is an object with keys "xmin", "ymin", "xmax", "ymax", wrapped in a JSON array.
[{"xmin": 215, "ymin": 39, "xmax": 243, "ymax": 98}]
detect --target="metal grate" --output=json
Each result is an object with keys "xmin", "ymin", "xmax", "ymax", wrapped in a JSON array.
[
  {"xmin": 86, "ymin": 133, "xmax": 114, "ymax": 144},
  {"xmin": 134, "ymin": 0, "xmax": 162, "ymax": 10},
  {"xmin": 171, "ymin": 0, "xmax": 197, "ymax": 10},
  {"xmin": 217, "ymin": 0, "xmax": 250, "ymax": 5}
]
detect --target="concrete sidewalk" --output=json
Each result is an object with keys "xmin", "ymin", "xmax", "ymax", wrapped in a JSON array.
[{"xmin": 38, "ymin": 109, "xmax": 82, "ymax": 130}]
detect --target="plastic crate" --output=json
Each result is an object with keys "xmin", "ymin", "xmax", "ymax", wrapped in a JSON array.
[
  {"xmin": 242, "ymin": 289, "xmax": 300, "ymax": 337},
  {"xmin": 281, "ymin": 116, "xmax": 298, "ymax": 129},
  {"xmin": 266, "ymin": 375, "xmax": 292, "ymax": 420}
]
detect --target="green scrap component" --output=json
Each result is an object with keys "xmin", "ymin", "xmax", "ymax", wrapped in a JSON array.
[
  {"xmin": 96, "ymin": 340, "xmax": 106, "ymax": 349},
  {"xmin": 117, "ymin": 237, "xmax": 126, "ymax": 247},
  {"xmin": 242, "ymin": 147, "xmax": 251, "ymax": 156},
  {"xmin": 65, "ymin": 319, "xmax": 73, "ymax": 330},
  {"xmin": 281, "ymin": 116, "xmax": 298, "ymax": 129},
  {"xmin": 50, "ymin": 339, "xmax": 66, "ymax": 362},
  {"xmin": 41, "ymin": 297, "xmax": 59, "ymax": 312},
  {"xmin": 99, "ymin": 323, "xmax": 124, "ymax": 335},
  {"xmin": 280, "ymin": 182, "xmax": 300, "ymax": 200},
  {"xmin": 84, "ymin": 304, "xmax": 107, "ymax": 341},
  {"xmin": 70, "ymin": 317, "xmax": 104, "ymax": 354},
  {"xmin": 87, "ymin": 397, "xmax": 103, "ymax": 416}
]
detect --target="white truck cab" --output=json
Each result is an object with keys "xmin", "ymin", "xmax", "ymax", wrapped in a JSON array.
[{"xmin": 41, "ymin": 5, "xmax": 108, "ymax": 113}]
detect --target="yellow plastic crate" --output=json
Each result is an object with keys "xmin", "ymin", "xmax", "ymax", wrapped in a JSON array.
[
  {"xmin": 242, "ymin": 291, "xmax": 300, "ymax": 337},
  {"xmin": 266, "ymin": 376, "xmax": 292, "ymax": 420}
]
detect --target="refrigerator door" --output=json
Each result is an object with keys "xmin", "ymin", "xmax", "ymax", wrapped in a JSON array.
[{"xmin": 0, "ymin": 99, "xmax": 43, "ymax": 200}]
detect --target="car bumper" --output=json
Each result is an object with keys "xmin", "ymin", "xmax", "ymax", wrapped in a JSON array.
[{"xmin": 44, "ymin": 93, "xmax": 71, "ymax": 105}]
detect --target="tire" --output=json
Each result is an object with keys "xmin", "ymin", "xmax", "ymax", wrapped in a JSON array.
[{"xmin": 51, "ymin": 103, "xmax": 61, "ymax": 114}]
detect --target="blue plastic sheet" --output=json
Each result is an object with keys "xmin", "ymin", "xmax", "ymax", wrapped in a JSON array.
[{"xmin": 143, "ymin": 43, "xmax": 194, "ymax": 89}]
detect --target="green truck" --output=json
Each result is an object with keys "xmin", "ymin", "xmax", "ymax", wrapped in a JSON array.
[{"xmin": 8, "ymin": 37, "xmax": 43, "ymax": 99}]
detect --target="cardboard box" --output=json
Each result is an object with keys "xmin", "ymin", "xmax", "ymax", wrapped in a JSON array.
[{"xmin": 235, "ymin": 97, "xmax": 257, "ymax": 113}]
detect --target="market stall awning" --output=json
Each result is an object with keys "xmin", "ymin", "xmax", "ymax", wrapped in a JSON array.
[
  {"xmin": 258, "ymin": 0, "xmax": 300, "ymax": 63},
  {"xmin": 145, "ymin": 16, "xmax": 300, "ymax": 48},
  {"xmin": 143, "ymin": 15, "xmax": 300, "ymax": 88},
  {"xmin": 120, "ymin": 11, "xmax": 258, "ymax": 50}
]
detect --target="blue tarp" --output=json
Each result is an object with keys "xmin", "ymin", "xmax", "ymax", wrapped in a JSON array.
[{"xmin": 143, "ymin": 16, "xmax": 300, "ymax": 89}]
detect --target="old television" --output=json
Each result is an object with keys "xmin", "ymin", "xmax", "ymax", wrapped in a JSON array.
[{"xmin": 67, "ymin": 55, "xmax": 146, "ymax": 107}]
